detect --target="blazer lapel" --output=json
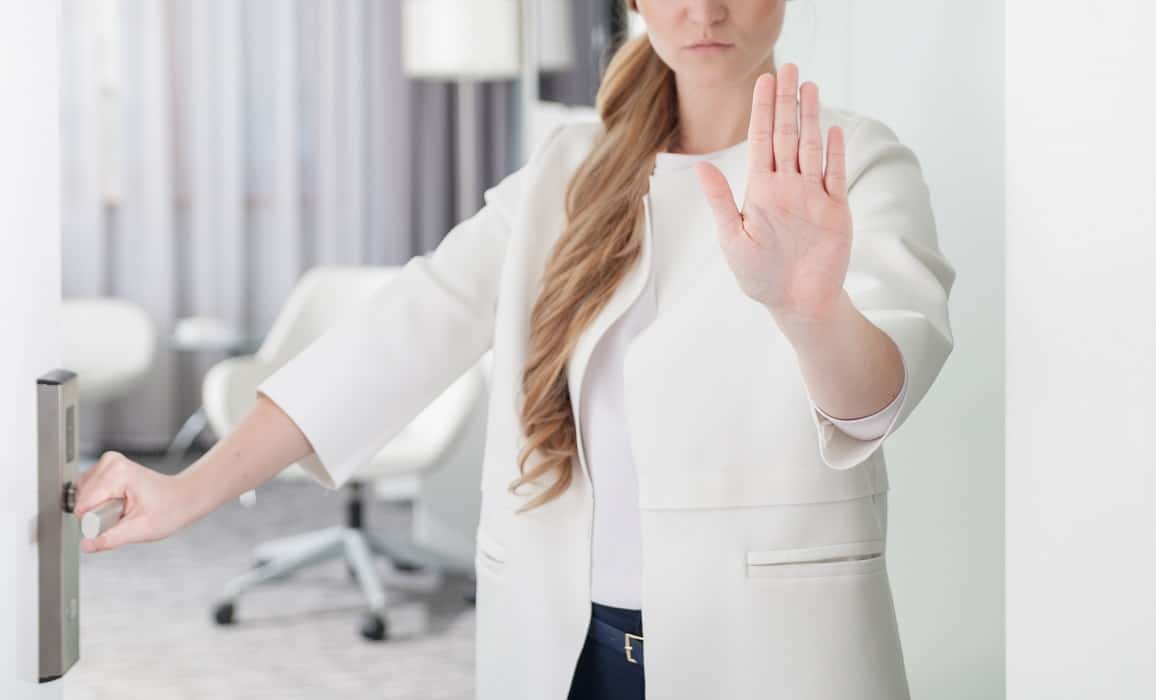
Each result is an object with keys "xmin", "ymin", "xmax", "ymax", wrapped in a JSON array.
[
  {"xmin": 566, "ymin": 194, "xmax": 654, "ymax": 486},
  {"xmin": 563, "ymin": 141, "xmax": 748, "ymax": 487}
]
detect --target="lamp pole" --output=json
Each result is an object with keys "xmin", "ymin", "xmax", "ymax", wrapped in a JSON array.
[{"xmin": 518, "ymin": 0, "xmax": 539, "ymax": 164}]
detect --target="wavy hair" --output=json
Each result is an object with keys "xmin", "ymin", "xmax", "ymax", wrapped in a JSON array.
[{"xmin": 510, "ymin": 0, "xmax": 679, "ymax": 513}]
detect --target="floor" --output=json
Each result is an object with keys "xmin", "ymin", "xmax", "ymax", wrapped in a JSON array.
[{"xmin": 60, "ymin": 448, "xmax": 478, "ymax": 700}]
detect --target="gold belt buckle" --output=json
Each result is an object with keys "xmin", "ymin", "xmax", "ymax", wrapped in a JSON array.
[{"xmin": 624, "ymin": 632, "xmax": 644, "ymax": 664}]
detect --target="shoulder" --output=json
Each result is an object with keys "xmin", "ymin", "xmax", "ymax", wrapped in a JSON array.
[
  {"xmin": 820, "ymin": 105, "xmax": 906, "ymax": 152},
  {"xmin": 528, "ymin": 115, "xmax": 604, "ymax": 170},
  {"xmin": 820, "ymin": 105, "xmax": 926, "ymax": 193},
  {"xmin": 482, "ymin": 115, "xmax": 603, "ymax": 217}
]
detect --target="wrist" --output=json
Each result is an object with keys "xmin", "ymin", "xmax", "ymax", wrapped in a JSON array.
[
  {"xmin": 768, "ymin": 290, "xmax": 857, "ymax": 349},
  {"xmin": 172, "ymin": 462, "xmax": 219, "ymax": 527}
]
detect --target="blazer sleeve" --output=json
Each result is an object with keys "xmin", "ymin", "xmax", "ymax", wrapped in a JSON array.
[
  {"xmin": 804, "ymin": 115, "xmax": 957, "ymax": 471},
  {"xmin": 254, "ymin": 122, "xmax": 570, "ymax": 489}
]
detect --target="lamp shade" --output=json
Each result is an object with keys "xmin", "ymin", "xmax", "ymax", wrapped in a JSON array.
[
  {"xmin": 402, "ymin": 0, "xmax": 520, "ymax": 79},
  {"xmin": 401, "ymin": 0, "xmax": 573, "ymax": 80}
]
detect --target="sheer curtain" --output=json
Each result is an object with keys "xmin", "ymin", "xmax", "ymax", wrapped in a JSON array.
[{"xmin": 60, "ymin": 0, "xmax": 525, "ymax": 451}]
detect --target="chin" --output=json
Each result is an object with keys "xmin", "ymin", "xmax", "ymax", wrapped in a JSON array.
[{"xmin": 674, "ymin": 61, "xmax": 746, "ymax": 88}]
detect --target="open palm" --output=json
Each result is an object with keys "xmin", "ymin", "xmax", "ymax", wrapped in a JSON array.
[{"xmin": 695, "ymin": 63, "xmax": 852, "ymax": 325}]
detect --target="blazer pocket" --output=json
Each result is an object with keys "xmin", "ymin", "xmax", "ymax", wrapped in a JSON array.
[
  {"xmin": 746, "ymin": 539, "xmax": 886, "ymax": 579},
  {"xmin": 475, "ymin": 528, "xmax": 508, "ymax": 579}
]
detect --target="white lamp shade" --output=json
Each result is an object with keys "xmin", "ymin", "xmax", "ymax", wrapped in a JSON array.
[
  {"xmin": 403, "ymin": 0, "xmax": 520, "ymax": 79},
  {"xmin": 402, "ymin": 0, "xmax": 574, "ymax": 80}
]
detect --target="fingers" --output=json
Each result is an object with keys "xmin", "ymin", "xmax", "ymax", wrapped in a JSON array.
[
  {"xmin": 694, "ymin": 161, "xmax": 742, "ymax": 242},
  {"xmin": 73, "ymin": 454, "xmax": 129, "ymax": 520},
  {"xmin": 824, "ymin": 125, "xmax": 848, "ymax": 202},
  {"xmin": 81, "ymin": 516, "xmax": 145, "ymax": 554},
  {"xmin": 772, "ymin": 62, "xmax": 799, "ymax": 173},
  {"xmin": 73, "ymin": 452, "xmax": 112, "ymax": 492},
  {"xmin": 798, "ymin": 81, "xmax": 824, "ymax": 184},
  {"xmin": 74, "ymin": 449, "xmax": 121, "ymax": 492},
  {"xmin": 748, "ymin": 72, "xmax": 775, "ymax": 173}
]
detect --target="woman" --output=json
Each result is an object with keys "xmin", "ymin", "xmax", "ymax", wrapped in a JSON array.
[{"xmin": 74, "ymin": 1, "xmax": 955, "ymax": 698}]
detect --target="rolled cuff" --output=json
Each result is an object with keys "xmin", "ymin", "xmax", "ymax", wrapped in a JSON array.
[{"xmin": 806, "ymin": 309, "xmax": 950, "ymax": 471}]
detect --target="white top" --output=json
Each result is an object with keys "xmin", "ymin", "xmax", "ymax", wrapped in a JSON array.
[{"xmin": 581, "ymin": 143, "xmax": 909, "ymax": 610}]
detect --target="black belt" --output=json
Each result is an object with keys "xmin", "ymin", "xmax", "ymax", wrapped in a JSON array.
[{"xmin": 587, "ymin": 615, "xmax": 645, "ymax": 665}]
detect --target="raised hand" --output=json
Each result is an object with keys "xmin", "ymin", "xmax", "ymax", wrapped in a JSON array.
[{"xmin": 694, "ymin": 63, "xmax": 853, "ymax": 326}]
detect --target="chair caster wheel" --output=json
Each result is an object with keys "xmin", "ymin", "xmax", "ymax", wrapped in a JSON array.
[
  {"xmin": 360, "ymin": 614, "xmax": 389, "ymax": 641},
  {"xmin": 213, "ymin": 601, "xmax": 237, "ymax": 626},
  {"xmin": 393, "ymin": 558, "xmax": 424, "ymax": 573}
]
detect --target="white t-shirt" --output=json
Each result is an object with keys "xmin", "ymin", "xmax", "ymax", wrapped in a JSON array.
[{"xmin": 580, "ymin": 143, "xmax": 908, "ymax": 610}]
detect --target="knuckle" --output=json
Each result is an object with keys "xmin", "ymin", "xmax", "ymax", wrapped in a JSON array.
[{"xmin": 109, "ymin": 455, "xmax": 132, "ymax": 474}]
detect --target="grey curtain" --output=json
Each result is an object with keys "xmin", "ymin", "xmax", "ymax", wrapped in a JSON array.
[{"xmin": 61, "ymin": 0, "xmax": 605, "ymax": 452}]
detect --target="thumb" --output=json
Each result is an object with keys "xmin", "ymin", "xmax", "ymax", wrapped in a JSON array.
[{"xmin": 694, "ymin": 161, "xmax": 742, "ymax": 242}]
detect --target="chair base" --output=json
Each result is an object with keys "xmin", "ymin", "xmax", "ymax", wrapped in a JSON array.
[{"xmin": 212, "ymin": 524, "xmax": 444, "ymax": 641}]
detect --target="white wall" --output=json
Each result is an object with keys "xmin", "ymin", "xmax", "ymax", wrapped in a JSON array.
[
  {"xmin": 1006, "ymin": 3, "xmax": 1156, "ymax": 698},
  {"xmin": 0, "ymin": 2, "xmax": 62, "ymax": 699},
  {"xmin": 779, "ymin": 2, "xmax": 1005, "ymax": 697}
]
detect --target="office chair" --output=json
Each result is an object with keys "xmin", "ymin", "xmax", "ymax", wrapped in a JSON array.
[
  {"xmin": 61, "ymin": 297, "xmax": 157, "ymax": 405},
  {"xmin": 201, "ymin": 265, "xmax": 485, "ymax": 641}
]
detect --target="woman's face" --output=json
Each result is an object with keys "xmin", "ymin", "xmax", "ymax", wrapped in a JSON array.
[{"xmin": 633, "ymin": 0, "xmax": 785, "ymax": 88}]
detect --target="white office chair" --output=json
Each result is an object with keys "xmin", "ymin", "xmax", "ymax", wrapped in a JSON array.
[
  {"xmin": 61, "ymin": 297, "xmax": 157, "ymax": 406},
  {"xmin": 201, "ymin": 265, "xmax": 486, "ymax": 641}
]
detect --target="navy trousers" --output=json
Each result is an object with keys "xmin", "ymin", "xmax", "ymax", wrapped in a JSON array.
[{"xmin": 567, "ymin": 602, "xmax": 646, "ymax": 700}]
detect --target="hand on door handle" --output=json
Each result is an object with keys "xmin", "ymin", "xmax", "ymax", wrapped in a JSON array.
[
  {"xmin": 71, "ymin": 451, "xmax": 192, "ymax": 553},
  {"xmin": 61, "ymin": 483, "xmax": 123, "ymax": 539}
]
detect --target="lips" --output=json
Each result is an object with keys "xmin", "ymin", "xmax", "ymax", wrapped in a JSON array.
[{"xmin": 687, "ymin": 41, "xmax": 732, "ymax": 49}]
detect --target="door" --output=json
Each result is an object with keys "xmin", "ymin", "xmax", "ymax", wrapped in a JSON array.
[{"xmin": 0, "ymin": 2, "xmax": 64, "ymax": 698}]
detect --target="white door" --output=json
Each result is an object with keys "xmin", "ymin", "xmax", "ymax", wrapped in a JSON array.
[{"xmin": 0, "ymin": 2, "xmax": 63, "ymax": 699}]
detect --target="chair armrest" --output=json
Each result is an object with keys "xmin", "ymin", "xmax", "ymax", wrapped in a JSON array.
[{"xmin": 201, "ymin": 355, "xmax": 272, "ymax": 439}]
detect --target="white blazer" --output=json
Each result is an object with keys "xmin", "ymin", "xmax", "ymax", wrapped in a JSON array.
[{"xmin": 257, "ymin": 104, "xmax": 956, "ymax": 699}]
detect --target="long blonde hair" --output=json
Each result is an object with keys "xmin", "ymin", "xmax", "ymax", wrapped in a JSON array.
[{"xmin": 510, "ymin": 0, "xmax": 678, "ymax": 514}]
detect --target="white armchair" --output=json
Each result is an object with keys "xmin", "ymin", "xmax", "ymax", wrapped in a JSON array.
[{"xmin": 202, "ymin": 265, "xmax": 486, "ymax": 641}]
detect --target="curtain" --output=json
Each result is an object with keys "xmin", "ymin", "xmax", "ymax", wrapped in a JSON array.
[{"xmin": 60, "ymin": 0, "xmax": 604, "ymax": 452}]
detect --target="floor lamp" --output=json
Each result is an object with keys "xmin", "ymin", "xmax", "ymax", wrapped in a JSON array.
[{"xmin": 400, "ymin": 0, "xmax": 573, "ymax": 167}]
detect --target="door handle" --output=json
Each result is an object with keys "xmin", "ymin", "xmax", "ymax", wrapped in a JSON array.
[{"xmin": 80, "ymin": 498, "xmax": 125, "ymax": 540}]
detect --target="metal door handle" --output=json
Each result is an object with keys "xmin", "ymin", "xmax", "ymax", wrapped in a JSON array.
[{"xmin": 80, "ymin": 499, "xmax": 125, "ymax": 540}]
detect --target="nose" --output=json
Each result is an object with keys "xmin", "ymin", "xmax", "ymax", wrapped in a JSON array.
[{"xmin": 685, "ymin": 0, "xmax": 728, "ymax": 26}]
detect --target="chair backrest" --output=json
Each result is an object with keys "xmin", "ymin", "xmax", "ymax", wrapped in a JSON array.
[
  {"xmin": 220, "ymin": 263, "xmax": 485, "ymax": 481},
  {"xmin": 61, "ymin": 297, "xmax": 157, "ymax": 403},
  {"xmin": 255, "ymin": 265, "xmax": 399, "ymax": 368}
]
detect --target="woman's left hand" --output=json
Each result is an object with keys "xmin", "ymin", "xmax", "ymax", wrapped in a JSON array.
[{"xmin": 694, "ymin": 63, "xmax": 852, "ymax": 326}]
